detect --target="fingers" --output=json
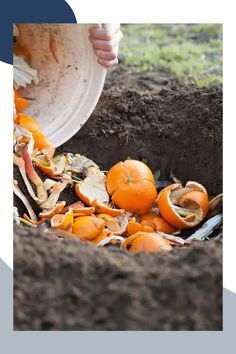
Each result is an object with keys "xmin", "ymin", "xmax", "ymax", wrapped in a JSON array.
[
  {"xmin": 89, "ymin": 34, "xmax": 122, "ymax": 52},
  {"xmin": 89, "ymin": 24, "xmax": 121, "ymax": 41},
  {"xmin": 94, "ymin": 49, "xmax": 117, "ymax": 61},
  {"xmin": 89, "ymin": 38, "xmax": 115, "ymax": 52},
  {"xmin": 89, "ymin": 24, "xmax": 123, "ymax": 68},
  {"xmin": 89, "ymin": 24, "xmax": 118, "ymax": 41},
  {"xmin": 97, "ymin": 58, "xmax": 119, "ymax": 68}
]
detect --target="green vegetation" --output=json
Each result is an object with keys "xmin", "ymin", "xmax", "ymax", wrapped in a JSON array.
[{"xmin": 119, "ymin": 24, "xmax": 222, "ymax": 87}]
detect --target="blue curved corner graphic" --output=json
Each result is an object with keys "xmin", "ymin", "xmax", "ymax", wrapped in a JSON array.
[{"xmin": 0, "ymin": 0, "xmax": 77, "ymax": 64}]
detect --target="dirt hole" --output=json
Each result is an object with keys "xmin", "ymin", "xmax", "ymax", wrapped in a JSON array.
[{"xmin": 14, "ymin": 70, "xmax": 222, "ymax": 330}]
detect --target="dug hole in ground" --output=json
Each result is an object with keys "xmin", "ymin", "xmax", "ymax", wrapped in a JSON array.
[{"xmin": 14, "ymin": 67, "xmax": 222, "ymax": 330}]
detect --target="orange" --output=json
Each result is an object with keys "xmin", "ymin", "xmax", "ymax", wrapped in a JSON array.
[
  {"xmin": 106, "ymin": 160, "xmax": 157, "ymax": 213},
  {"xmin": 121, "ymin": 232, "xmax": 172, "ymax": 253},
  {"xmin": 72, "ymin": 216, "xmax": 105, "ymax": 240}
]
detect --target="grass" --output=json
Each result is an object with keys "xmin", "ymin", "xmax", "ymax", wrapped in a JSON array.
[{"xmin": 119, "ymin": 24, "xmax": 222, "ymax": 87}]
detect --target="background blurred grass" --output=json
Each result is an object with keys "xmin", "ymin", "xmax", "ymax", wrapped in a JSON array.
[{"xmin": 119, "ymin": 24, "xmax": 222, "ymax": 87}]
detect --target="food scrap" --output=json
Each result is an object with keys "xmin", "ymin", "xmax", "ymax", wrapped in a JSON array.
[{"xmin": 13, "ymin": 24, "xmax": 223, "ymax": 254}]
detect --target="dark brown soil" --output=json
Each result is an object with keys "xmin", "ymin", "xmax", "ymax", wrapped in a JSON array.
[
  {"xmin": 59, "ymin": 68, "xmax": 222, "ymax": 196},
  {"xmin": 14, "ymin": 68, "xmax": 223, "ymax": 330},
  {"xmin": 14, "ymin": 225, "xmax": 222, "ymax": 331}
]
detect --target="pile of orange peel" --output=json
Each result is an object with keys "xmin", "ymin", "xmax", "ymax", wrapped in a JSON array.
[
  {"xmin": 13, "ymin": 88, "xmax": 223, "ymax": 254},
  {"xmin": 13, "ymin": 26, "xmax": 222, "ymax": 254}
]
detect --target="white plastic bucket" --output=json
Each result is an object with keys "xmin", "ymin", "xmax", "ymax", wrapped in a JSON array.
[{"xmin": 18, "ymin": 24, "xmax": 106, "ymax": 147}]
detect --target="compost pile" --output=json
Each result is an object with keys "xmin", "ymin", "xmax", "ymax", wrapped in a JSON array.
[{"xmin": 14, "ymin": 67, "xmax": 222, "ymax": 330}]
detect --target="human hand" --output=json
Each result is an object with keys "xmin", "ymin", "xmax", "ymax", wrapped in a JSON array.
[{"xmin": 89, "ymin": 24, "xmax": 123, "ymax": 68}]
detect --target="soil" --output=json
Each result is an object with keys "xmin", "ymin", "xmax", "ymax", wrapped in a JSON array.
[{"xmin": 14, "ymin": 67, "xmax": 223, "ymax": 330}]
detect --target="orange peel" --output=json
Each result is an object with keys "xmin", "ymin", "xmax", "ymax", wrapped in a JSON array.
[
  {"xmin": 15, "ymin": 97, "xmax": 28, "ymax": 113},
  {"xmin": 157, "ymin": 181, "xmax": 208, "ymax": 229},
  {"xmin": 63, "ymin": 201, "xmax": 95, "ymax": 216},
  {"xmin": 34, "ymin": 155, "xmax": 67, "ymax": 177},
  {"xmin": 152, "ymin": 216, "xmax": 178, "ymax": 234},
  {"xmin": 51, "ymin": 208, "xmax": 74, "ymax": 231},
  {"xmin": 33, "ymin": 158, "xmax": 55, "ymax": 176},
  {"xmin": 63, "ymin": 201, "xmax": 85, "ymax": 212},
  {"xmin": 39, "ymin": 201, "xmax": 66, "ymax": 219},
  {"xmin": 140, "ymin": 212, "xmax": 157, "ymax": 229},
  {"xmin": 37, "ymin": 218, "xmax": 47, "ymax": 225},
  {"xmin": 73, "ymin": 213, "xmax": 88, "ymax": 217},
  {"xmin": 17, "ymin": 113, "xmax": 55, "ymax": 158},
  {"xmin": 75, "ymin": 167, "xmax": 109, "ymax": 206},
  {"xmin": 92, "ymin": 199, "xmax": 124, "ymax": 216},
  {"xmin": 126, "ymin": 218, "xmax": 154, "ymax": 235},
  {"xmin": 121, "ymin": 232, "xmax": 173, "ymax": 253},
  {"xmin": 92, "ymin": 230, "xmax": 110, "ymax": 244},
  {"xmin": 72, "ymin": 207, "xmax": 95, "ymax": 216},
  {"xmin": 180, "ymin": 190, "xmax": 208, "ymax": 219},
  {"xmin": 72, "ymin": 216, "xmax": 105, "ymax": 240},
  {"xmin": 96, "ymin": 213, "xmax": 121, "ymax": 233},
  {"xmin": 23, "ymin": 213, "xmax": 36, "ymax": 225},
  {"xmin": 115, "ymin": 212, "xmax": 131, "ymax": 235},
  {"xmin": 141, "ymin": 212, "xmax": 178, "ymax": 234}
]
